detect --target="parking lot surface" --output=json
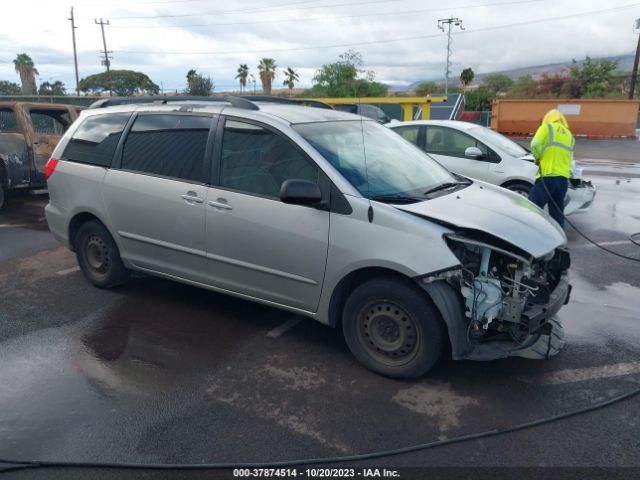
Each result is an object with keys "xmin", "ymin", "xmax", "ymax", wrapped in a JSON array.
[{"xmin": 1, "ymin": 142, "xmax": 639, "ymax": 478}]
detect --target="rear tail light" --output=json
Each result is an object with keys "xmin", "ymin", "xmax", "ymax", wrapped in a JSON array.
[{"xmin": 44, "ymin": 158, "xmax": 59, "ymax": 179}]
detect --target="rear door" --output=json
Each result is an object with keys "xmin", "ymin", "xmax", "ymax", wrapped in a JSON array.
[
  {"xmin": 392, "ymin": 124, "xmax": 424, "ymax": 150},
  {"xmin": 423, "ymin": 125, "xmax": 490, "ymax": 181},
  {"xmin": 0, "ymin": 105, "xmax": 30, "ymax": 188},
  {"xmin": 102, "ymin": 113, "xmax": 215, "ymax": 284},
  {"xmin": 26, "ymin": 106, "xmax": 75, "ymax": 185},
  {"xmin": 204, "ymin": 117, "xmax": 330, "ymax": 312}
]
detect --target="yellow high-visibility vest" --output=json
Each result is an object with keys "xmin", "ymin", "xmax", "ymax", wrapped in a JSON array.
[{"xmin": 531, "ymin": 121, "xmax": 574, "ymax": 179}]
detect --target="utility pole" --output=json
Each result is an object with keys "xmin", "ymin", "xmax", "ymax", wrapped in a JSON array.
[
  {"xmin": 68, "ymin": 7, "xmax": 80, "ymax": 96},
  {"xmin": 438, "ymin": 17, "xmax": 465, "ymax": 95},
  {"xmin": 630, "ymin": 18, "xmax": 640, "ymax": 99},
  {"xmin": 94, "ymin": 18, "xmax": 113, "ymax": 96}
]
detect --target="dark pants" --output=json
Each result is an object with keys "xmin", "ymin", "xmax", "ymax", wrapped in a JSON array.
[{"xmin": 528, "ymin": 176, "xmax": 568, "ymax": 227}]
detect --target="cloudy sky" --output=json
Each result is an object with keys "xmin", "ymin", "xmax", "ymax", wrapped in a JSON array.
[{"xmin": 1, "ymin": 0, "xmax": 638, "ymax": 93}]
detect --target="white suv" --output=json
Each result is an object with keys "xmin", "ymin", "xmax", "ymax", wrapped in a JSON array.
[{"xmin": 45, "ymin": 98, "xmax": 571, "ymax": 378}]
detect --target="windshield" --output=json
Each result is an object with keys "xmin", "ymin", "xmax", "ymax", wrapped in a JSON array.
[
  {"xmin": 294, "ymin": 120, "xmax": 456, "ymax": 198},
  {"xmin": 468, "ymin": 126, "xmax": 529, "ymax": 158}
]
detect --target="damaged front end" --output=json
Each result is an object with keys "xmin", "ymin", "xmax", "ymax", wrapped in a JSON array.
[{"xmin": 420, "ymin": 233, "xmax": 571, "ymax": 361}]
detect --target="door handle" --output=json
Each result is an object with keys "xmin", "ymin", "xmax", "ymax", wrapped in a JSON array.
[
  {"xmin": 181, "ymin": 192, "xmax": 204, "ymax": 204},
  {"xmin": 208, "ymin": 199, "xmax": 233, "ymax": 210}
]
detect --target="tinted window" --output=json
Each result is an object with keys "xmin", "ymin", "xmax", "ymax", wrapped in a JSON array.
[
  {"xmin": 425, "ymin": 126, "xmax": 488, "ymax": 158},
  {"xmin": 0, "ymin": 108, "xmax": 18, "ymax": 132},
  {"xmin": 220, "ymin": 120, "xmax": 319, "ymax": 198},
  {"xmin": 62, "ymin": 113, "xmax": 131, "ymax": 167},
  {"xmin": 393, "ymin": 126, "xmax": 420, "ymax": 145},
  {"xmin": 122, "ymin": 114, "xmax": 211, "ymax": 182}
]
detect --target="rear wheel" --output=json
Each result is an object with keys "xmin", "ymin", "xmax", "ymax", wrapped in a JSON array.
[
  {"xmin": 342, "ymin": 277, "xmax": 445, "ymax": 378},
  {"xmin": 504, "ymin": 181, "xmax": 532, "ymax": 196},
  {"xmin": 75, "ymin": 220, "xmax": 128, "ymax": 288}
]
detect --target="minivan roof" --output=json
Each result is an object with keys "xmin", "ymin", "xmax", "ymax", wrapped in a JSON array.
[{"xmin": 83, "ymin": 98, "xmax": 369, "ymax": 125}]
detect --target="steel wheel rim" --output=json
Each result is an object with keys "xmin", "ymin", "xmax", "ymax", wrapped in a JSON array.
[
  {"xmin": 357, "ymin": 300, "xmax": 420, "ymax": 366},
  {"xmin": 85, "ymin": 234, "xmax": 110, "ymax": 276}
]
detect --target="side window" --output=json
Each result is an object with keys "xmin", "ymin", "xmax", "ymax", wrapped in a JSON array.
[
  {"xmin": 0, "ymin": 108, "xmax": 18, "ymax": 132},
  {"xmin": 220, "ymin": 120, "xmax": 319, "ymax": 198},
  {"xmin": 121, "ymin": 114, "xmax": 211, "ymax": 182},
  {"xmin": 425, "ymin": 127, "xmax": 488, "ymax": 158},
  {"xmin": 29, "ymin": 110, "xmax": 70, "ymax": 135},
  {"xmin": 62, "ymin": 113, "xmax": 130, "ymax": 167},
  {"xmin": 394, "ymin": 126, "xmax": 420, "ymax": 146}
]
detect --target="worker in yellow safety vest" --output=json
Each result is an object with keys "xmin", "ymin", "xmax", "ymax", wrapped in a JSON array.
[{"xmin": 528, "ymin": 109, "xmax": 574, "ymax": 228}]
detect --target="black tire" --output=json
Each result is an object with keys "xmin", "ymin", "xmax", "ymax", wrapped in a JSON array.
[
  {"xmin": 75, "ymin": 220, "xmax": 128, "ymax": 288},
  {"xmin": 342, "ymin": 276, "xmax": 445, "ymax": 379},
  {"xmin": 504, "ymin": 181, "xmax": 532, "ymax": 196}
]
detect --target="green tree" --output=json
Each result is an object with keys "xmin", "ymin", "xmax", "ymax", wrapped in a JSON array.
[
  {"xmin": 0, "ymin": 81, "xmax": 21, "ymax": 95},
  {"xmin": 258, "ymin": 58, "xmax": 277, "ymax": 95},
  {"xmin": 79, "ymin": 70, "xmax": 159, "ymax": 96},
  {"xmin": 460, "ymin": 68, "xmax": 474, "ymax": 89},
  {"xmin": 282, "ymin": 67, "xmax": 300, "ymax": 96},
  {"xmin": 13, "ymin": 53, "xmax": 38, "ymax": 95},
  {"xmin": 414, "ymin": 81, "xmax": 440, "ymax": 96},
  {"xmin": 235, "ymin": 64, "xmax": 249, "ymax": 92},
  {"xmin": 463, "ymin": 86, "xmax": 495, "ymax": 111},
  {"xmin": 569, "ymin": 56, "xmax": 619, "ymax": 98},
  {"xmin": 507, "ymin": 75, "xmax": 538, "ymax": 98},
  {"xmin": 482, "ymin": 74, "xmax": 513, "ymax": 94},
  {"xmin": 186, "ymin": 69, "xmax": 214, "ymax": 96},
  {"xmin": 38, "ymin": 80, "xmax": 66, "ymax": 96},
  {"xmin": 307, "ymin": 50, "xmax": 388, "ymax": 97}
]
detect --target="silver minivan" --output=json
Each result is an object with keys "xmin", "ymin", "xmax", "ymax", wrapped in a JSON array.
[{"xmin": 45, "ymin": 98, "xmax": 571, "ymax": 378}]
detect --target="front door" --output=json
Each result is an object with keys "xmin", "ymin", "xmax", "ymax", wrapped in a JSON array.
[
  {"xmin": 205, "ymin": 118, "xmax": 330, "ymax": 312},
  {"xmin": 102, "ymin": 113, "xmax": 215, "ymax": 284},
  {"xmin": 424, "ymin": 126, "xmax": 490, "ymax": 181}
]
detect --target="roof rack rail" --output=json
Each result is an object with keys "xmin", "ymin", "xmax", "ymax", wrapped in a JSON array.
[
  {"xmin": 88, "ymin": 95, "xmax": 258, "ymax": 110},
  {"xmin": 239, "ymin": 95, "xmax": 332, "ymax": 110}
]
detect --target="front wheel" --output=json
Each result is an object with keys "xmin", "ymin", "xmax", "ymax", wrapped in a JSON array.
[
  {"xmin": 504, "ymin": 181, "xmax": 532, "ymax": 196},
  {"xmin": 342, "ymin": 277, "xmax": 445, "ymax": 379},
  {"xmin": 75, "ymin": 220, "xmax": 128, "ymax": 288}
]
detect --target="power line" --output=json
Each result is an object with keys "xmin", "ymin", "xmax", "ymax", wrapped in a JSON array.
[
  {"xmin": 81, "ymin": 0, "xmax": 321, "ymax": 9},
  {"xmin": 113, "ymin": 3, "xmax": 640, "ymax": 56},
  {"xmin": 109, "ymin": 0, "xmax": 546, "ymax": 29}
]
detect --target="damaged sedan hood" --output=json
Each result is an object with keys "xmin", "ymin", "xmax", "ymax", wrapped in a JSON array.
[{"xmin": 395, "ymin": 182, "xmax": 567, "ymax": 258}]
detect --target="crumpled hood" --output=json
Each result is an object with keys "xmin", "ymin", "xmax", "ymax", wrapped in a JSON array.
[{"xmin": 395, "ymin": 182, "xmax": 567, "ymax": 258}]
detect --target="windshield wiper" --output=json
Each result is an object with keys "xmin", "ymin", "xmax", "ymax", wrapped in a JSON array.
[
  {"xmin": 369, "ymin": 194, "xmax": 422, "ymax": 204},
  {"xmin": 424, "ymin": 181, "xmax": 470, "ymax": 196}
]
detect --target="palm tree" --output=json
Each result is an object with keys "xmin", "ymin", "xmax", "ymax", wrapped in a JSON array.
[
  {"xmin": 257, "ymin": 58, "xmax": 277, "ymax": 95},
  {"xmin": 13, "ymin": 53, "xmax": 39, "ymax": 95},
  {"xmin": 460, "ymin": 67, "xmax": 475, "ymax": 90},
  {"xmin": 235, "ymin": 64, "xmax": 249, "ymax": 93},
  {"xmin": 282, "ymin": 67, "xmax": 299, "ymax": 96}
]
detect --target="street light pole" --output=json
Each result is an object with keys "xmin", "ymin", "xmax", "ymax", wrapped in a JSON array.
[{"xmin": 438, "ymin": 17, "xmax": 465, "ymax": 95}]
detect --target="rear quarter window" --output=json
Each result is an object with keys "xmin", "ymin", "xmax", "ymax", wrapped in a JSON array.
[
  {"xmin": 61, "ymin": 113, "xmax": 131, "ymax": 167},
  {"xmin": 0, "ymin": 108, "xmax": 18, "ymax": 133}
]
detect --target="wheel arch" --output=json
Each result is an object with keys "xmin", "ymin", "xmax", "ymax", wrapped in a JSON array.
[
  {"xmin": 68, "ymin": 211, "xmax": 115, "ymax": 252},
  {"xmin": 500, "ymin": 178, "xmax": 534, "ymax": 190}
]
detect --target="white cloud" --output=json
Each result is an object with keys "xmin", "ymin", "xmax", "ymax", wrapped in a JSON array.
[{"xmin": 0, "ymin": 0, "xmax": 638, "ymax": 92}]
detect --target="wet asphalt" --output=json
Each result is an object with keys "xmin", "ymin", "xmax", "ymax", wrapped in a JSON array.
[{"xmin": 0, "ymin": 140, "xmax": 639, "ymax": 479}]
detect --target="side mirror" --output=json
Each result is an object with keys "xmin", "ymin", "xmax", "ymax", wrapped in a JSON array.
[
  {"xmin": 465, "ymin": 146, "xmax": 484, "ymax": 159},
  {"xmin": 280, "ymin": 179, "xmax": 322, "ymax": 206}
]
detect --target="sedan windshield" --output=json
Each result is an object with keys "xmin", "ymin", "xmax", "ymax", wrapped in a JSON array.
[
  {"xmin": 293, "ymin": 121, "xmax": 457, "ymax": 198},
  {"xmin": 468, "ymin": 126, "xmax": 529, "ymax": 158}
]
